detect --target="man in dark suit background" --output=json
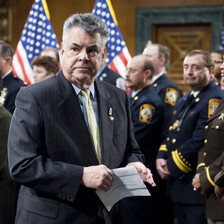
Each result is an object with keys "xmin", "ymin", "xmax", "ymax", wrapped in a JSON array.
[
  {"xmin": 8, "ymin": 13, "xmax": 155, "ymax": 224},
  {"xmin": 0, "ymin": 40, "xmax": 27, "ymax": 114}
]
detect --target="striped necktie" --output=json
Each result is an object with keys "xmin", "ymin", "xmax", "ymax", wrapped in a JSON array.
[{"xmin": 81, "ymin": 89, "xmax": 101, "ymax": 163}]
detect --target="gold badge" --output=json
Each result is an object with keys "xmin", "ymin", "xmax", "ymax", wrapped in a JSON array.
[
  {"xmin": 139, "ymin": 104, "xmax": 155, "ymax": 124},
  {"xmin": 165, "ymin": 88, "xmax": 178, "ymax": 106},
  {"xmin": 208, "ymin": 98, "xmax": 221, "ymax": 118}
]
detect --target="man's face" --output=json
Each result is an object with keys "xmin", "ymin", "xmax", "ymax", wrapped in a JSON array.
[
  {"xmin": 183, "ymin": 54, "xmax": 211, "ymax": 91},
  {"xmin": 60, "ymin": 26, "xmax": 105, "ymax": 88},
  {"xmin": 125, "ymin": 57, "xmax": 145, "ymax": 91},
  {"xmin": 211, "ymin": 52, "xmax": 223, "ymax": 80},
  {"xmin": 143, "ymin": 45, "xmax": 161, "ymax": 74}
]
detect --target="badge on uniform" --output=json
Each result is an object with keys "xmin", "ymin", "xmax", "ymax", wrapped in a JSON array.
[
  {"xmin": 165, "ymin": 88, "xmax": 178, "ymax": 106},
  {"xmin": 208, "ymin": 98, "xmax": 221, "ymax": 118},
  {"xmin": 139, "ymin": 104, "xmax": 155, "ymax": 124}
]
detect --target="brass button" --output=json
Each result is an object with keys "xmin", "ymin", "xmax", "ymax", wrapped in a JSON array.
[
  {"xmin": 195, "ymin": 97, "xmax": 200, "ymax": 102},
  {"xmin": 167, "ymin": 137, "xmax": 170, "ymax": 142},
  {"xmin": 205, "ymin": 125, "xmax": 208, "ymax": 129},
  {"xmin": 172, "ymin": 139, "xmax": 176, "ymax": 144},
  {"xmin": 134, "ymin": 96, "xmax": 138, "ymax": 101},
  {"xmin": 169, "ymin": 126, "xmax": 173, "ymax": 131},
  {"xmin": 204, "ymin": 139, "xmax": 207, "ymax": 144},
  {"xmin": 154, "ymin": 83, "xmax": 158, "ymax": 87},
  {"xmin": 203, "ymin": 152, "xmax": 207, "ymax": 156},
  {"xmin": 216, "ymin": 126, "xmax": 219, "ymax": 129}
]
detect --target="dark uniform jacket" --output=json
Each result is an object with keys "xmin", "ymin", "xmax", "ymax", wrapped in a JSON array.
[
  {"xmin": 0, "ymin": 105, "xmax": 17, "ymax": 224},
  {"xmin": 8, "ymin": 70, "xmax": 144, "ymax": 224},
  {"xmin": 3, "ymin": 71, "xmax": 27, "ymax": 114},
  {"xmin": 197, "ymin": 98, "xmax": 224, "ymax": 220},
  {"xmin": 157, "ymin": 81, "xmax": 224, "ymax": 204},
  {"xmin": 152, "ymin": 73, "xmax": 183, "ymax": 133},
  {"xmin": 130, "ymin": 84, "xmax": 165, "ymax": 193},
  {"xmin": 97, "ymin": 65, "xmax": 126, "ymax": 90}
]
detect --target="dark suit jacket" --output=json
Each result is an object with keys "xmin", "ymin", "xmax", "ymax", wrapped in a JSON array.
[
  {"xmin": 0, "ymin": 105, "xmax": 17, "ymax": 224},
  {"xmin": 8, "ymin": 70, "xmax": 144, "ymax": 224}
]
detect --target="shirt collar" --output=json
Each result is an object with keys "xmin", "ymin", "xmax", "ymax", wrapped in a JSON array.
[
  {"xmin": 152, "ymin": 72, "xmax": 164, "ymax": 83},
  {"xmin": 72, "ymin": 83, "xmax": 96, "ymax": 99},
  {"xmin": 2, "ymin": 69, "xmax": 12, "ymax": 79}
]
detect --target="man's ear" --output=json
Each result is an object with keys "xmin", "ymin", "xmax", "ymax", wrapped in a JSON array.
[
  {"xmin": 144, "ymin": 69, "xmax": 152, "ymax": 81},
  {"xmin": 159, "ymin": 57, "xmax": 166, "ymax": 67}
]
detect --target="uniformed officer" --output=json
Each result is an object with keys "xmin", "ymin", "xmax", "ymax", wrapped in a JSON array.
[
  {"xmin": 156, "ymin": 49, "xmax": 224, "ymax": 224},
  {"xmin": 143, "ymin": 42, "xmax": 183, "ymax": 134},
  {"xmin": 192, "ymin": 98, "xmax": 224, "ymax": 224},
  {"xmin": 112, "ymin": 54, "xmax": 167, "ymax": 224},
  {"xmin": 96, "ymin": 44, "xmax": 126, "ymax": 91},
  {"xmin": 0, "ymin": 40, "xmax": 27, "ymax": 114}
]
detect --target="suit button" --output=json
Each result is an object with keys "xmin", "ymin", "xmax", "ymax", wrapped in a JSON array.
[
  {"xmin": 216, "ymin": 126, "xmax": 219, "ymax": 129},
  {"xmin": 172, "ymin": 139, "xmax": 176, "ymax": 144},
  {"xmin": 167, "ymin": 137, "xmax": 170, "ymax": 141},
  {"xmin": 203, "ymin": 152, "xmax": 207, "ymax": 156},
  {"xmin": 169, "ymin": 126, "xmax": 173, "ymax": 131},
  {"xmin": 205, "ymin": 125, "xmax": 208, "ymax": 129},
  {"xmin": 204, "ymin": 139, "xmax": 207, "ymax": 144}
]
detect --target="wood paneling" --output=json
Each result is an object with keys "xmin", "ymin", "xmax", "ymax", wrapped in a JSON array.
[{"xmin": 154, "ymin": 24, "xmax": 211, "ymax": 94}]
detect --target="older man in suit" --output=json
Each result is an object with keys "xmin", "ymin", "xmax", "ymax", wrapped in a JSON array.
[{"xmin": 8, "ymin": 13, "xmax": 155, "ymax": 224}]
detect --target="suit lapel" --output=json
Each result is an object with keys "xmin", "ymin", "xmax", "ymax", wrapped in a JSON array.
[
  {"xmin": 56, "ymin": 71, "xmax": 99, "ymax": 164},
  {"xmin": 95, "ymin": 80, "xmax": 114, "ymax": 165}
]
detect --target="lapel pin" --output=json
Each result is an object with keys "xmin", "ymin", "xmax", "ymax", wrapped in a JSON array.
[{"xmin": 108, "ymin": 107, "xmax": 114, "ymax": 122}]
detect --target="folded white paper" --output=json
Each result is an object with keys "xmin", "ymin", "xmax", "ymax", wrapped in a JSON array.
[{"xmin": 96, "ymin": 166, "xmax": 150, "ymax": 211}]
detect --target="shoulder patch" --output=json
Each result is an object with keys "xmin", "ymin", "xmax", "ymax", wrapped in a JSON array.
[
  {"xmin": 139, "ymin": 104, "xmax": 155, "ymax": 124},
  {"xmin": 208, "ymin": 98, "xmax": 221, "ymax": 118},
  {"xmin": 165, "ymin": 88, "xmax": 178, "ymax": 106}
]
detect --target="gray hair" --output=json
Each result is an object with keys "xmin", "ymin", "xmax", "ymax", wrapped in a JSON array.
[
  {"xmin": 62, "ymin": 13, "xmax": 109, "ymax": 47},
  {"xmin": 145, "ymin": 42, "xmax": 170, "ymax": 70},
  {"xmin": 0, "ymin": 40, "xmax": 14, "ymax": 59}
]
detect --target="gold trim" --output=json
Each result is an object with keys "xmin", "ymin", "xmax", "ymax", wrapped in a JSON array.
[{"xmin": 172, "ymin": 150, "xmax": 192, "ymax": 173}]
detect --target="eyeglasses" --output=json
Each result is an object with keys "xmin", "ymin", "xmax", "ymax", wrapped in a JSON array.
[{"xmin": 126, "ymin": 68, "xmax": 143, "ymax": 74}]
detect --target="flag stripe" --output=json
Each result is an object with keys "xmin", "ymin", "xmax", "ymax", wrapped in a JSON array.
[{"xmin": 15, "ymin": 49, "xmax": 30, "ymax": 85}]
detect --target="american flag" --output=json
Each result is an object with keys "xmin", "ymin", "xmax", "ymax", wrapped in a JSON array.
[
  {"xmin": 93, "ymin": 0, "xmax": 131, "ymax": 78},
  {"xmin": 12, "ymin": 0, "xmax": 59, "ymax": 85}
]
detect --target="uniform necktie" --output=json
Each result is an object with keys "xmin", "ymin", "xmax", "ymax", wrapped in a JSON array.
[
  {"xmin": 81, "ymin": 89, "xmax": 101, "ymax": 163},
  {"xmin": 172, "ymin": 94, "xmax": 195, "ymax": 131}
]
